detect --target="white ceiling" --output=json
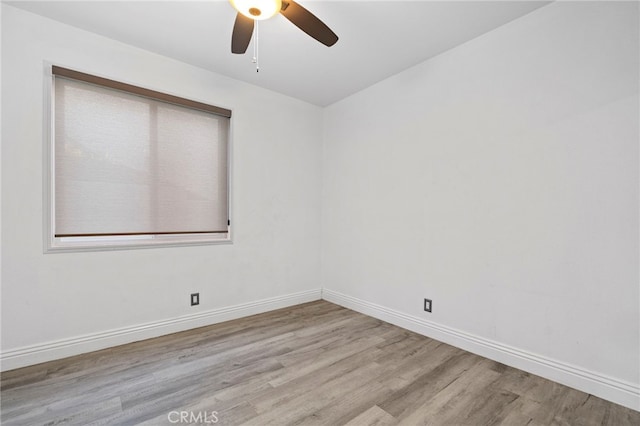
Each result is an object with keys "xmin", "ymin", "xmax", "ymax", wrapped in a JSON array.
[{"xmin": 6, "ymin": 0, "xmax": 550, "ymax": 106}]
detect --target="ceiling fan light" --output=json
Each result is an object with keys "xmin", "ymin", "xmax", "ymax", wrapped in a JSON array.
[{"xmin": 229, "ymin": 0, "xmax": 282, "ymax": 21}]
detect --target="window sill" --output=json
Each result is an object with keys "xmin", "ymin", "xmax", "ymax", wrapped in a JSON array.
[{"xmin": 45, "ymin": 233, "xmax": 232, "ymax": 253}]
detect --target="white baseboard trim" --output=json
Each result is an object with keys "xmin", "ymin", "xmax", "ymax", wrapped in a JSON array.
[
  {"xmin": 322, "ymin": 288, "xmax": 640, "ymax": 411},
  {"xmin": 1, "ymin": 288, "xmax": 322, "ymax": 372}
]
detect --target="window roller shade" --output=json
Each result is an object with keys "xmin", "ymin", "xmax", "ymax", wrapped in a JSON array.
[{"xmin": 54, "ymin": 73, "xmax": 230, "ymax": 237}]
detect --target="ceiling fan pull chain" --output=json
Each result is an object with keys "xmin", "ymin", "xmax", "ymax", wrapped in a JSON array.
[{"xmin": 252, "ymin": 20, "xmax": 259, "ymax": 72}]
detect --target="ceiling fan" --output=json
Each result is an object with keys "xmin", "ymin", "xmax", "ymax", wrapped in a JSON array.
[{"xmin": 229, "ymin": 0, "xmax": 339, "ymax": 54}]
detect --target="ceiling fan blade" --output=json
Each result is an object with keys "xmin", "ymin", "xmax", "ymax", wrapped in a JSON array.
[
  {"xmin": 231, "ymin": 12, "xmax": 254, "ymax": 54},
  {"xmin": 280, "ymin": 1, "xmax": 338, "ymax": 47}
]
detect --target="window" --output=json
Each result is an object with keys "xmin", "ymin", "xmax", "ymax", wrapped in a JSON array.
[{"xmin": 47, "ymin": 66, "xmax": 231, "ymax": 251}]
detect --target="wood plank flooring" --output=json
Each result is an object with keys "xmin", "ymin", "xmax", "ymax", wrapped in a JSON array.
[{"xmin": 1, "ymin": 301, "xmax": 638, "ymax": 425}]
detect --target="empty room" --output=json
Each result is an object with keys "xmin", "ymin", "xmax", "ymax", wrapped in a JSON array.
[{"xmin": 1, "ymin": 0, "xmax": 638, "ymax": 424}]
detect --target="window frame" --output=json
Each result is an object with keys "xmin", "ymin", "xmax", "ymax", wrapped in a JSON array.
[{"xmin": 44, "ymin": 64, "xmax": 233, "ymax": 253}]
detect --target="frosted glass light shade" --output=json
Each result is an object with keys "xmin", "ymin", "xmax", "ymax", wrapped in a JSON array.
[{"xmin": 230, "ymin": 0, "xmax": 282, "ymax": 20}]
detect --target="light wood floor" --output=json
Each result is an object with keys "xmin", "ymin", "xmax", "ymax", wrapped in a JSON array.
[{"xmin": 1, "ymin": 301, "xmax": 638, "ymax": 425}]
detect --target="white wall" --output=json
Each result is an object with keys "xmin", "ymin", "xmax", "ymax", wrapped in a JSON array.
[
  {"xmin": 1, "ymin": 4, "xmax": 322, "ymax": 367},
  {"xmin": 322, "ymin": 1, "xmax": 639, "ymax": 409}
]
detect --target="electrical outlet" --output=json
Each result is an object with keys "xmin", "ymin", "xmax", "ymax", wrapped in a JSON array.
[
  {"xmin": 424, "ymin": 298, "xmax": 432, "ymax": 313},
  {"xmin": 191, "ymin": 293, "xmax": 200, "ymax": 306}
]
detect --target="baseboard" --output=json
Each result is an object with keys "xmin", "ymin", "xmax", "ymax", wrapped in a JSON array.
[
  {"xmin": 0, "ymin": 288, "xmax": 322, "ymax": 372},
  {"xmin": 3, "ymin": 287, "xmax": 637, "ymax": 411},
  {"xmin": 322, "ymin": 288, "xmax": 640, "ymax": 411}
]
